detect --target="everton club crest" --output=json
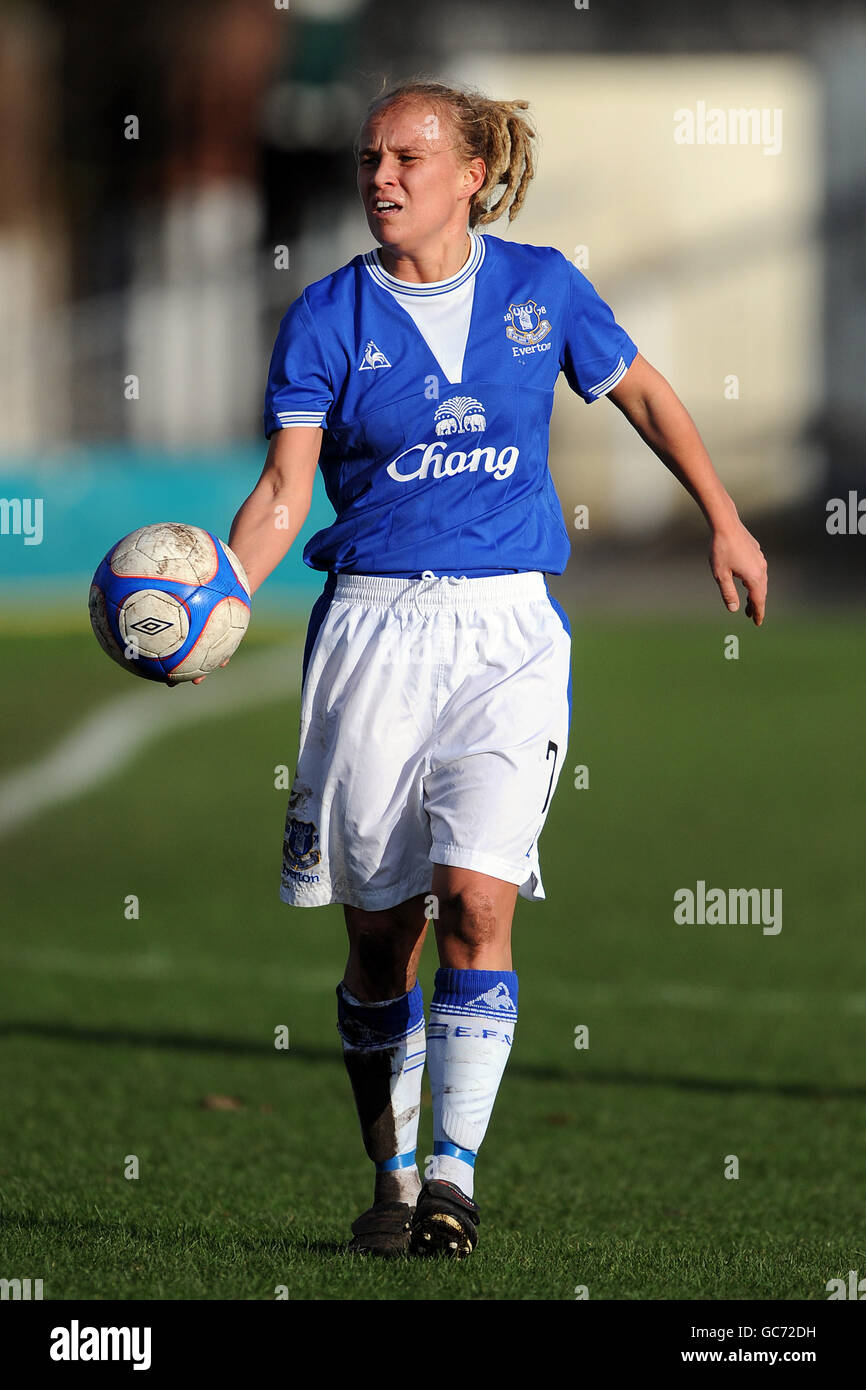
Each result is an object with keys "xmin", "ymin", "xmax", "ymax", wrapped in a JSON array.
[
  {"xmin": 283, "ymin": 817, "xmax": 321, "ymax": 872},
  {"xmin": 504, "ymin": 299, "xmax": 551, "ymax": 346}
]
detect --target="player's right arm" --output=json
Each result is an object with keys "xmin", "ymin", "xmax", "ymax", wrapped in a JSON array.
[
  {"xmin": 190, "ymin": 426, "xmax": 321, "ymax": 685},
  {"xmin": 227, "ymin": 426, "xmax": 322, "ymax": 595}
]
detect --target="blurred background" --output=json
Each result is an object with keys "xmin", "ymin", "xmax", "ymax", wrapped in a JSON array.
[
  {"xmin": 1, "ymin": 1, "xmax": 865, "ymax": 1302},
  {"xmin": 0, "ymin": 0, "xmax": 864, "ymax": 616}
]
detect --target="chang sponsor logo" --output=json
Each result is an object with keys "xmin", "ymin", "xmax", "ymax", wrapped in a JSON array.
[
  {"xmin": 387, "ymin": 440, "xmax": 518, "ymax": 483},
  {"xmin": 387, "ymin": 394, "xmax": 518, "ymax": 484}
]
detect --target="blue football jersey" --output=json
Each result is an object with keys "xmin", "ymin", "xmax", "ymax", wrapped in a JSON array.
[{"xmin": 263, "ymin": 233, "xmax": 637, "ymax": 577}]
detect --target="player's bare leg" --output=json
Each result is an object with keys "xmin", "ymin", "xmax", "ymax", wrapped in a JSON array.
[
  {"xmin": 343, "ymin": 894, "xmax": 429, "ymax": 1001},
  {"xmin": 411, "ymin": 865, "xmax": 519, "ymax": 1258},
  {"xmin": 339, "ymin": 893, "xmax": 430, "ymax": 1256},
  {"xmin": 430, "ymin": 865, "xmax": 518, "ymax": 970}
]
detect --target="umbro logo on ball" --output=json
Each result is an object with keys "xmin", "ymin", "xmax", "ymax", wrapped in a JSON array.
[{"xmin": 129, "ymin": 617, "xmax": 174, "ymax": 636}]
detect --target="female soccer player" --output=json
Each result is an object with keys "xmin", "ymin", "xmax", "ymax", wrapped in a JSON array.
[{"xmin": 218, "ymin": 80, "xmax": 767, "ymax": 1259}]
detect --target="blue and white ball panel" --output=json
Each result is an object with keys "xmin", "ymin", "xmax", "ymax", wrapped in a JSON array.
[
  {"xmin": 89, "ymin": 524, "xmax": 250, "ymax": 684},
  {"xmin": 280, "ymin": 570, "xmax": 571, "ymax": 911}
]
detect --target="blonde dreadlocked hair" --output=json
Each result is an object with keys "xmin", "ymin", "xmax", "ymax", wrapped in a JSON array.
[{"xmin": 357, "ymin": 79, "xmax": 537, "ymax": 228}]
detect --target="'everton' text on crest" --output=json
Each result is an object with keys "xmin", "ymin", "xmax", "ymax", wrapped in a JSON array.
[{"xmin": 504, "ymin": 300, "xmax": 552, "ymax": 357}]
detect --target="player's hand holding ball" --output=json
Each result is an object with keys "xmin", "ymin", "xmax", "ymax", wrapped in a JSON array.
[{"xmin": 89, "ymin": 522, "xmax": 251, "ymax": 686}]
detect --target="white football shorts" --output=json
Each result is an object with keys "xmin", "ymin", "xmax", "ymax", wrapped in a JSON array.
[{"xmin": 280, "ymin": 569, "xmax": 572, "ymax": 911}]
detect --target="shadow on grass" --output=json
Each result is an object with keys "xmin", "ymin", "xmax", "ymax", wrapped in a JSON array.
[
  {"xmin": 0, "ymin": 1209, "xmax": 351, "ymax": 1261},
  {"xmin": 2, "ymin": 1019, "xmax": 864, "ymax": 1101}
]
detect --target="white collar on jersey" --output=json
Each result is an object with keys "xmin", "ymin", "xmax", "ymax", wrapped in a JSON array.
[{"xmin": 363, "ymin": 228, "xmax": 486, "ymax": 296}]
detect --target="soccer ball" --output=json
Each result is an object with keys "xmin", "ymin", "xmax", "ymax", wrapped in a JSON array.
[{"xmin": 89, "ymin": 522, "xmax": 251, "ymax": 685}]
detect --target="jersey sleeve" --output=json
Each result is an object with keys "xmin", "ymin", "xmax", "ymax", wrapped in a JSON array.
[
  {"xmin": 263, "ymin": 291, "xmax": 334, "ymax": 437},
  {"xmin": 560, "ymin": 259, "xmax": 638, "ymax": 403}
]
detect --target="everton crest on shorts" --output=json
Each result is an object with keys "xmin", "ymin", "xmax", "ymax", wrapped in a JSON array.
[{"xmin": 282, "ymin": 816, "xmax": 321, "ymax": 883}]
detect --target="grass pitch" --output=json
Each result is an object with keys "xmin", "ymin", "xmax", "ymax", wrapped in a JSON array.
[{"xmin": 0, "ymin": 611, "xmax": 864, "ymax": 1300}]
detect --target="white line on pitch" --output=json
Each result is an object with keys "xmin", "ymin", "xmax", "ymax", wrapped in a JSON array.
[
  {"xmin": 0, "ymin": 943, "xmax": 864, "ymax": 1016},
  {"xmin": 0, "ymin": 943, "xmax": 334, "ymax": 990},
  {"xmin": 540, "ymin": 977, "xmax": 866, "ymax": 1016},
  {"xmin": 0, "ymin": 643, "xmax": 303, "ymax": 838}
]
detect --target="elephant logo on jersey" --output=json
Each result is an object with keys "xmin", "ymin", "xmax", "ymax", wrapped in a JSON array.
[
  {"xmin": 434, "ymin": 395, "xmax": 487, "ymax": 435},
  {"xmin": 283, "ymin": 817, "xmax": 321, "ymax": 871},
  {"xmin": 504, "ymin": 300, "xmax": 551, "ymax": 346},
  {"xmin": 358, "ymin": 339, "xmax": 391, "ymax": 370}
]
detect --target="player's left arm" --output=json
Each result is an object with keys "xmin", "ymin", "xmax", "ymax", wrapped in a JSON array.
[{"xmin": 606, "ymin": 352, "xmax": 768, "ymax": 626}]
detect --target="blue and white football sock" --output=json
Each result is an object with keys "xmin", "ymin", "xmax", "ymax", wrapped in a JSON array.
[
  {"xmin": 337, "ymin": 981, "xmax": 426, "ymax": 1206},
  {"xmin": 426, "ymin": 967, "xmax": 519, "ymax": 1199}
]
